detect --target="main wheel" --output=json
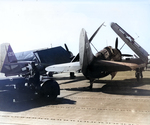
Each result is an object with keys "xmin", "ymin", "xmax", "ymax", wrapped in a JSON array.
[
  {"xmin": 41, "ymin": 79, "xmax": 60, "ymax": 100},
  {"xmin": 70, "ymin": 72, "xmax": 75, "ymax": 79},
  {"xmin": 135, "ymin": 68, "xmax": 140, "ymax": 81},
  {"xmin": 135, "ymin": 72, "xmax": 140, "ymax": 81}
]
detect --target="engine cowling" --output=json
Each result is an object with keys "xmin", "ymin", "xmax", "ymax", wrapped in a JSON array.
[
  {"xmin": 95, "ymin": 46, "xmax": 122, "ymax": 79},
  {"xmin": 95, "ymin": 46, "xmax": 122, "ymax": 61}
]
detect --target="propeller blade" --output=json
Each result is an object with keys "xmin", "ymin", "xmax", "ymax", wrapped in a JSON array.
[
  {"xmin": 89, "ymin": 22, "xmax": 105, "ymax": 42},
  {"xmin": 115, "ymin": 37, "xmax": 118, "ymax": 49},
  {"xmin": 64, "ymin": 43, "xmax": 69, "ymax": 52},
  {"xmin": 121, "ymin": 54, "xmax": 133, "ymax": 57}
]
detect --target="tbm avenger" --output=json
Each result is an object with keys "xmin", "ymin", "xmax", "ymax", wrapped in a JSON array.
[
  {"xmin": 0, "ymin": 43, "xmax": 74, "ymax": 99},
  {"xmin": 46, "ymin": 22, "xmax": 149, "ymax": 89}
]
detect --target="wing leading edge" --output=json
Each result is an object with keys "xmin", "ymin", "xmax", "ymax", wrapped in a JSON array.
[
  {"xmin": 45, "ymin": 62, "xmax": 80, "ymax": 73},
  {"xmin": 91, "ymin": 59, "xmax": 146, "ymax": 72}
]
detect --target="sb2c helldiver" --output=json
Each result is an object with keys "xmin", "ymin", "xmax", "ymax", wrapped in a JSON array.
[
  {"xmin": 46, "ymin": 22, "xmax": 148, "ymax": 89},
  {"xmin": 0, "ymin": 43, "xmax": 73, "ymax": 100}
]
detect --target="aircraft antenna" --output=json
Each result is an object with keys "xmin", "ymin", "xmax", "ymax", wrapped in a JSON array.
[
  {"xmin": 88, "ymin": 22, "xmax": 105, "ymax": 53},
  {"xmin": 90, "ymin": 42, "xmax": 98, "ymax": 52},
  {"xmin": 120, "ymin": 43, "xmax": 125, "ymax": 50},
  {"xmin": 135, "ymin": 33, "xmax": 139, "ymax": 40}
]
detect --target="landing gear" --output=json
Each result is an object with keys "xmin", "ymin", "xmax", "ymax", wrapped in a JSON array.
[
  {"xmin": 89, "ymin": 79, "xmax": 94, "ymax": 90},
  {"xmin": 70, "ymin": 72, "xmax": 76, "ymax": 79},
  {"xmin": 135, "ymin": 68, "xmax": 143, "ymax": 81},
  {"xmin": 47, "ymin": 72, "xmax": 53, "ymax": 77}
]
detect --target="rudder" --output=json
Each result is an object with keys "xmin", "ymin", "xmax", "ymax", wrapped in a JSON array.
[{"xmin": 0, "ymin": 43, "xmax": 17, "ymax": 72}]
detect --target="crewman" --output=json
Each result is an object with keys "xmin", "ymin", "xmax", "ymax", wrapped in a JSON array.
[{"xmin": 30, "ymin": 62, "xmax": 41, "ymax": 91}]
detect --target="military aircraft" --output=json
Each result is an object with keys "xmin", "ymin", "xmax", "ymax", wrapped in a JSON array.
[
  {"xmin": 46, "ymin": 22, "xmax": 149, "ymax": 89},
  {"xmin": 0, "ymin": 43, "xmax": 73, "ymax": 99},
  {"xmin": 0, "ymin": 43, "xmax": 73, "ymax": 76}
]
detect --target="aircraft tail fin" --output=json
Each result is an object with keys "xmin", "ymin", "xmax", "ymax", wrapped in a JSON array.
[
  {"xmin": 79, "ymin": 29, "xmax": 94, "ymax": 76},
  {"xmin": 0, "ymin": 43, "xmax": 17, "ymax": 72}
]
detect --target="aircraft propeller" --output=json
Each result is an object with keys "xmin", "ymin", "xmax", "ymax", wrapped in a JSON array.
[
  {"xmin": 114, "ymin": 37, "xmax": 133, "ymax": 57},
  {"xmin": 64, "ymin": 43, "xmax": 74, "ymax": 60},
  {"xmin": 115, "ymin": 37, "xmax": 118, "ymax": 49},
  {"xmin": 64, "ymin": 43, "xmax": 69, "ymax": 52}
]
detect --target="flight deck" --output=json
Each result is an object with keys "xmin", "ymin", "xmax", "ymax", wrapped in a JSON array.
[{"xmin": 0, "ymin": 70, "xmax": 150, "ymax": 125}]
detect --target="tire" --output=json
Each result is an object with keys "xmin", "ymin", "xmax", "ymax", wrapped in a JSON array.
[{"xmin": 41, "ymin": 79, "xmax": 60, "ymax": 100}]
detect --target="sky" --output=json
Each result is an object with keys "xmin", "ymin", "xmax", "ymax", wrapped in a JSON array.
[{"xmin": 0, "ymin": 0, "xmax": 149, "ymax": 56}]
